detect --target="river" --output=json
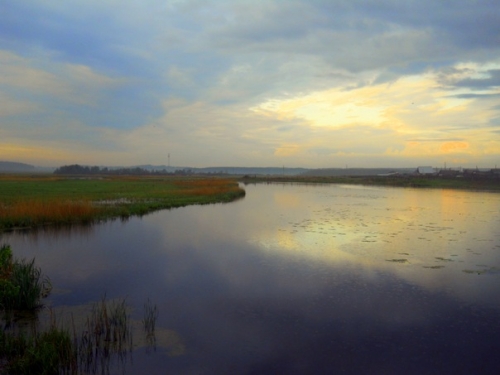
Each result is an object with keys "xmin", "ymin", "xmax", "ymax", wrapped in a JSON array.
[{"xmin": 2, "ymin": 183, "xmax": 500, "ymax": 374}]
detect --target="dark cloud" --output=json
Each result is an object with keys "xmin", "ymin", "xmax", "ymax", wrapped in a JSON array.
[
  {"xmin": 0, "ymin": 2, "xmax": 136, "ymax": 73},
  {"xmin": 489, "ymin": 118, "xmax": 500, "ymax": 126},
  {"xmin": 453, "ymin": 70, "xmax": 500, "ymax": 90},
  {"xmin": 453, "ymin": 93, "xmax": 500, "ymax": 99},
  {"xmin": 207, "ymin": 0, "xmax": 500, "ymax": 74}
]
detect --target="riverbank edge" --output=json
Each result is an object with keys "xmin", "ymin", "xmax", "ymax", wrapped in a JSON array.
[{"xmin": 237, "ymin": 175, "xmax": 500, "ymax": 192}]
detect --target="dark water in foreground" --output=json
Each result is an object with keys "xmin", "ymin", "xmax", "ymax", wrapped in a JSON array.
[{"xmin": 2, "ymin": 183, "xmax": 500, "ymax": 374}]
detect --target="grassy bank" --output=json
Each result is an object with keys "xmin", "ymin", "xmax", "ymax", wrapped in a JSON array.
[
  {"xmin": 240, "ymin": 175, "xmax": 500, "ymax": 191},
  {"xmin": 0, "ymin": 175, "xmax": 245, "ymax": 231}
]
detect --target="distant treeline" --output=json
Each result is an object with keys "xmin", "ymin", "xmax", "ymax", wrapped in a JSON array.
[{"xmin": 54, "ymin": 164, "xmax": 199, "ymax": 175}]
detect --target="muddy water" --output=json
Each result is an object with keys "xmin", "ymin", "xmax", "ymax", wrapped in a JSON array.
[{"xmin": 2, "ymin": 183, "xmax": 500, "ymax": 374}]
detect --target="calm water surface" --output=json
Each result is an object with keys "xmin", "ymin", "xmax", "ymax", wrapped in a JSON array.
[{"xmin": 2, "ymin": 183, "xmax": 500, "ymax": 374}]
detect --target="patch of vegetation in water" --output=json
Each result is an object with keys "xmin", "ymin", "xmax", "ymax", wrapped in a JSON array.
[
  {"xmin": 385, "ymin": 259, "xmax": 409, "ymax": 263},
  {"xmin": 462, "ymin": 269, "xmax": 486, "ymax": 275},
  {"xmin": 423, "ymin": 265, "xmax": 445, "ymax": 269},
  {"xmin": 462, "ymin": 267, "xmax": 500, "ymax": 275}
]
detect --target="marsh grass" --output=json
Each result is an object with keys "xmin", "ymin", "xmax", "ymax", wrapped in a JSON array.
[
  {"xmin": 0, "ymin": 323, "xmax": 76, "ymax": 375},
  {"xmin": 0, "ymin": 200, "xmax": 98, "ymax": 229},
  {"xmin": 0, "ymin": 247, "xmax": 168, "ymax": 374},
  {"xmin": 143, "ymin": 299, "xmax": 159, "ymax": 349},
  {"xmin": 76, "ymin": 296, "xmax": 132, "ymax": 374},
  {"xmin": 0, "ymin": 244, "xmax": 52, "ymax": 311},
  {"xmin": 0, "ymin": 176, "xmax": 245, "ymax": 231},
  {"xmin": 1, "ymin": 296, "xmax": 136, "ymax": 375}
]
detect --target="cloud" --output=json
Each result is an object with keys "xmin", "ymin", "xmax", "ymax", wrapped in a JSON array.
[
  {"xmin": 440, "ymin": 141, "xmax": 469, "ymax": 153},
  {"xmin": 0, "ymin": 0, "xmax": 499, "ymax": 168}
]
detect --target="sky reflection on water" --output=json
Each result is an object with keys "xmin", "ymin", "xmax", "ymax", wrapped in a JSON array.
[{"xmin": 2, "ymin": 183, "xmax": 500, "ymax": 374}]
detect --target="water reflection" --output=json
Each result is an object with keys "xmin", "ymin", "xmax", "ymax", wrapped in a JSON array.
[
  {"xmin": 2, "ymin": 183, "xmax": 500, "ymax": 374},
  {"xmin": 244, "ymin": 184, "xmax": 500, "ymax": 306}
]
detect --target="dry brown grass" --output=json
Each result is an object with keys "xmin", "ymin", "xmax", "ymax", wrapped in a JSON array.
[{"xmin": 0, "ymin": 199, "xmax": 99, "ymax": 227}]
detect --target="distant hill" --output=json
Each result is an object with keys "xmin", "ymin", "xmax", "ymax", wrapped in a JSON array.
[{"xmin": 0, "ymin": 161, "xmax": 35, "ymax": 172}]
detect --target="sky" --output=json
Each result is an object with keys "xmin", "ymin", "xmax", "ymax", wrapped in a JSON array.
[{"xmin": 1, "ymin": 0, "xmax": 500, "ymax": 168}]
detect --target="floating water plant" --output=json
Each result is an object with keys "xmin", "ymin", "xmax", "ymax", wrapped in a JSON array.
[{"xmin": 385, "ymin": 258, "xmax": 409, "ymax": 263}]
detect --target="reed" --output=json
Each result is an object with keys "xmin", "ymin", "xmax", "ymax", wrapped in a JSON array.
[
  {"xmin": 0, "ymin": 324, "xmax": 76, "ymax": 375},
  {"xmin": 0, "ymin": 245, "xmax": 52, "ymax": 311},
  {"xmin": 76, "ymin": 296, "xmax": 132, "ymax": 374},
  {"xmin": 1, "ymin": 295, "xmax": 162, "ymax": 374},
  {"xmin": 1, "ymin": 246, "xmax": 169, "ymax": 374},
  {"xmin": 0, "ymin": 199, "xmax": 98, "ymax": 229},
  {"xmin": 143, "ymin": 298, "xmax": 159, "ymax": 349}
]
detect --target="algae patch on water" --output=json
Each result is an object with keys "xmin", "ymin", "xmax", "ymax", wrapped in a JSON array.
[{"xmin": 386, "ymin": 259, "xmax": 409, "ymax": 263}]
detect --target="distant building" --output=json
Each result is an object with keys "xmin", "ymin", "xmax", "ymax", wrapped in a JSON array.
[
  {"xmin": 416, "ymin": 166, "xmax": 436, "ymax": 175},
  {"xmin": 463, "ymin": 168, "xmax": 500, "ymax": 179},
  {"xmin": 438, "ymin": 169, "xmax": 461, "ymax": 178}
]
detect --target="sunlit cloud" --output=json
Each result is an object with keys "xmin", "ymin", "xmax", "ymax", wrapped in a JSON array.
[
  {"xmin": 440, "ymin": 141, "xmax": 469, "ymax": 153},
  {"xmin": 1, "ymin": 0, "xmax": 499, "ymax": 167}
]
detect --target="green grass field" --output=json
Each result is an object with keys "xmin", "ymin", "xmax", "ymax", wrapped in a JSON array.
[{"xmin": 0, "ymin": 175, "xmax": 245, "ymax": 231}]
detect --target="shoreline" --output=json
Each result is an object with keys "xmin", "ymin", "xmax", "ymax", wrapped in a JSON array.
[{"xmin": 237, "ymin": 175, "xmax": 500, "ymax": 192}]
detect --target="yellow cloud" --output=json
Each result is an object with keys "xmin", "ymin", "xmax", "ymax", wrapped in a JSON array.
[
  {"xmin": 386, "ymin": 140, "xmax": 473, "ymax": 158},
  {"xmin": 251, "ymin": 73, "xmax": 478, "ymax": 137},
  {"xmin": 0, "ymin": 143, "xmax": 74, "ymax": 164},
  {"xmin": 440, "ymin": 141, "xmax": 469, "ymax": 153},
  {"xmin": 274, "ymin": 144, "xmax": 301, "ymax": 157},
  {"xmin": 0, "ymin": 139, "xmax": 133, "ymax": 167}
]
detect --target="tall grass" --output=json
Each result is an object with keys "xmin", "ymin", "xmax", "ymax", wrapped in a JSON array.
[
  {"xmin": 76, "ymin": 296, "xmax": 132, "ymax": 374},
  {"xmin": 0, "ymin": 244, "xmax": 52, "ymax": 311},
  {"xmin": 0, "ymin": 324, "xmax": 76, "ymax": 375},
  {"xmin": 1, "ymin": 246, "xmax": 166, "ymax": 374},
  {"xmin": 0, "ymin": 199, "xmax": 98, "ymax": 229},
  {"xmin": 143, "ymin": 298, "xmax": 159, "ymax": 350},
  {"xmin": 1, "ymin": 295, "xmax": 150, "ymax": 375}
]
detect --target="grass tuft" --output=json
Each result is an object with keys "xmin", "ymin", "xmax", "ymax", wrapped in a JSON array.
[
  {"xmin": 0, "ymin": 244, "xmax": 52, "ymax": 311},
  {"xmin": 143, "ymin": 298, "xmax": 159, "ymax": 349},
  {"xmin": 76, "ymin": 296, "xmax": 132, "ymax": 374}
]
